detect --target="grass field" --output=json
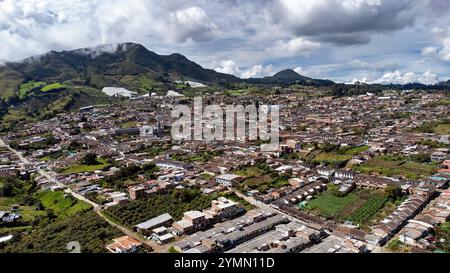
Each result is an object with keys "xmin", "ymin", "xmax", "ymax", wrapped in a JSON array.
[
  {"xmin": 353, "ymin": 156, "xmax": 438, "ymax": 179},
  {"xmin": 303, "ymin": 192, "xmax": 359, "ymax": 218},
  {"xmin": 234, "ymin": 166, "xmax": 266, "ymax": 178},
  {"xmin": 60, "ymin": 158, "xmax": 110, "ymax": 174},
  {"xmin": 19, "ymin": 81, "xmax": 46, "ymax": 98},
  {"xmin": 313, "ymin": 152, "xmax": 352, "ymax": 164},
  {"xmin": 41, "ymin": 83, "xmax": 67, "ymax": 92},
  {"xmin": 239, "ymin": 175, "xmax": 290, "ymax": 194},
  {"xmin": 344, "ymin": 146, "xmax": 370, "ymax": 155},
  {"xmin": 36, "ymin": 191, "xmax": 92, "ymax": 217},
  {"xmin": 225, "ymin": 89, "xmax": 250, "ymax": 96}
]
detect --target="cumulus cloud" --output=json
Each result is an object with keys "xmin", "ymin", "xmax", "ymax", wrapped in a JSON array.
[
  {"xmin": 369, "ymin": 70, "xmax": 439, "ymax": 84},
  {"xmin": 267, "ymin": 38, "xmax": 320, "ymax": 58},
  {"xmin": 0, "ymin": 0, "xmax": 449, "ymax": 81},
  {"xmin": 0, "ymin": 0, "xmax": 218, "ymax": 62},
  {"xmin": 270, "ymin": 0, "xmax": 449, "ymax": 45},
  {"xmin": 214, "ymin": 60, "xmax": 274, "ymax": 79},
  {"xmin": 215, "ymin": 60, "xmax": 241, "ymax": 76},
  {"xmin": 422, "ymin": 28, "xmax": 450, "ymax": 62}
]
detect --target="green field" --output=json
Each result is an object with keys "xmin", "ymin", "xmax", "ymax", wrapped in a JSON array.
[
  {"xmin": 41, "ymin": 83, "xmax": 67, "ymax": 92},
  {"xmin": 347, "ymin": 195, "xmax": 388, "ymax": 224},
  {"xmin": 60, "ymin": 158, "xmax": 110, "ymax": 174},
  {"xmin": 353, "ymin": 156, "xmax": 438, "ymax": 179},
  {"xmin": 234, "ymin": 166, "xmax": 266, "ymax": 178},
  {"xmin": 303, "ymin": 192, "xmax": 358, "ymax": 218},
  {"xmin": 36, "ymin": 191, "xmax": 92, "ymax": 217},
  {"xmin": 225, "ymin": 89, "xmax": 250, "ymax": 96},
  {"xmin": 313, "ymin": 152, "xmax": 352, "ymax": 164},
  {"xmin": 19, "ymin": 81, "xmax": 46, "ymax": 97},
  {"xmin": 344, "ymin": 146, "xmax": 370, "ymax": 155}
]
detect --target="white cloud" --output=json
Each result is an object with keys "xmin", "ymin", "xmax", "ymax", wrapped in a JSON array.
[
  {"xmin": 369, "ymin": 70, "xmax": 439, "ymax": 84},
  {"xmin": 421, "ymin": 46, "xmax": 439, "ymax": 57},
  {"xmin": 267, "ymin": 37, "xmax": 320, "ymax": 58},
  {"xmin": 214, "ymin": 60, "xmax": 274, "ymax": 78},
  {"xmin": 0, "ymin": 0, "xmax": 218, "ymax": 62},
  {"xmin": 0, "ymin": 0, "xmax": 449, "ymax": 81},
  {"xmin": 214, "ymin": 60, "xmax": 241, "ymax": 76},
  {"xmin": 241, "ymin": 65, "xmax": 274, "ymax": 79},
  {"xmin": 421, "ymin": 27, "xmax": 450, "ymax": 62}
]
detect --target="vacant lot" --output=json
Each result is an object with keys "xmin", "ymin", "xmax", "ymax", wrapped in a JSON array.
[
  {"xmin": 303, "ymin": 192, "xmax": 359, "ymax": 218},
  {"xmin": 302, "ymin": 188, "xmax": 389, "ymax": 223},
  {"xmin": 60, "ymin": 158, "xmax": 110, "ymax": 174},
  {"xmin": 313, "ymin": 152, "xmax": 352, "ymax": 165},
  {"xmin": 353, "ymin": 156, "xmax": 437, "ymax": 179},
  {"xmin": 36, "ymin": 191, "xmax": 91, "ymax": 217}
]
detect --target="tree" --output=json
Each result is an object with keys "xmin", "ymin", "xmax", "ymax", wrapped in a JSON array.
[
  {"xmin": 0, "ymin": 181, "xmax": 14, "ymax": 197},
  {"xmin": 409, "ymin": 153, "xmax": 431, "ymax": 163},
  {"xmin": 384, "ymin": 185, "xmax": 403, "ymax": 201},
  {"xmin": 81, "ymin": 153, "xmax": 100, "ymax": 165}
]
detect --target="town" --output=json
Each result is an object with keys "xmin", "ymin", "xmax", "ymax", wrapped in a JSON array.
[{"xmin": 0, "ymin": 87, "xmax": 448, "ymax": 254}]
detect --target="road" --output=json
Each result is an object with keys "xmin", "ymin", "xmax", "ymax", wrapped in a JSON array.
[
  {"xmin": 0, "ymin": 137, "xmax": 170, "ymax": 253},
  {"xmin": 0, "ymin": 137, "xmax": 99, "ymax": 209}
]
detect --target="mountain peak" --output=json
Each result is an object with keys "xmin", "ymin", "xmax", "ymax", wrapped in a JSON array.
[{"xmin": 271, "ymin": 69, "xmax": 311, "ymax": 81}]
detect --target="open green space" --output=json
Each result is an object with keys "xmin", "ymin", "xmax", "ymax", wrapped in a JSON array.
[
  {"xmin": 40, "ymin": 83, "xmax": 67, "ymax": 92},
  {"xmin": 313, "ymin": 152, "xmax": 352, "ymax": 163},
  {"xmin": 353, "ymin": 155, "xmax": 438, "ymax": 179},
  {"xmin": 234, "ymin": 166, "xmax": 267, "ymax": 178},
  {"xmin": 19, "ymin": 81, "xmax": 46, "ymax": 98},
  {"xmin": 347, "ymin": 195, "xmax": 388, "ymax": 224},
  {"xmin": 171, "ymin": 150, "xmax": 223, "ymax": 164},
  {"xmin": 303, "ymin": 192, "xmax": 359, "ymax": 218},
  {"xmin": 60, "ymin": 158, "xmax": 110, "ymax": 174},
  {"xmin": 36, "ymin": 191, "xmax": 91, "ymax": 217},
  {"xmin": 343, "ymin": 145, "xmax": 370, "ymax": 155}
]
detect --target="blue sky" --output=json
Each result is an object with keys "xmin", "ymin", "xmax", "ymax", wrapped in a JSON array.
[{"xmin": 1, "ymin": 0, "xmax": 449, "ymax": 84}]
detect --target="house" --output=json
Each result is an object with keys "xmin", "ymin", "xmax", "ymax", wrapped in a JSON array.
[
  {"xmin": 172, "ymin": 211, "xmax": 209, "ymax": 235},
  {"xmin": 288, "ymin": 178, "xmax": 304, "ymax": 188},
  {"xmin": 317, "ymin": 168, "xmax": 335, "ymax": 178},
  {"xmin": 335, "ymin": 171, "xmax": 354, "ymax": 180},
  {"xmin": 431, "ymin": 151, "xmax": 447, "ymax": 162},
  {"xmin": 203, "ymin": 197, "xmax": 245, "ymax": 222},
  {"xmin": 106, "ymin": 236, "xmax": 142, "ymax": 253},
  {"xmin": 151, "ymin": 227, "xmax": 175, "ymax": 244},
  {"xmin": 286, "ymin": 140, "xmax": 301, "ymax": 150},
  {"xmin": 154, "ymin": 160, "xmax": 193, "ymax": 170},
  {"xmin": 134, "ymin": 213, "xmax": 174, "ymax": 236},
  {"xmin": 215, "ymin": 174, "xmax": 244, "ymax": 187}
]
